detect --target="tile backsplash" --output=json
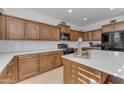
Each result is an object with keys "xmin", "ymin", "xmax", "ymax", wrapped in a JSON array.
[{"xmin": 0, "ymin": 40, "xmax": 101, "ymax": 53}]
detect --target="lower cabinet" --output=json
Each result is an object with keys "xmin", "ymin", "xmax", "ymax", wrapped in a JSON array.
[
  {"xmin": 18, "ymin": 58, "xmax": 39, "ymax": 80},
  {"xmin": 39, "ymin": 52, "xmax": 53, "ymax": 72},
  {"xmin": 63, "ymin": 59, "xmax": 108, "ymax": 84},
  {"xmin": 0, "ymin": 57, "xmax": 18, "ymax": 84},
  {"xmin": 0, "ymin": 50, "xmax": 63, "ymax": 83},
  {"xmin": 53, "ymin": 51, "xmax": 63, "ymax": 67}
]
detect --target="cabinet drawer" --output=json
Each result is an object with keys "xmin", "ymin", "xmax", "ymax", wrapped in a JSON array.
[{"xmin": 18, "ymin": 54, "xmax": 38, "ymax": 60}]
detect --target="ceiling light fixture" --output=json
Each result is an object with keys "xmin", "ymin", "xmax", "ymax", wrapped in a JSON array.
[
  {"xmin": 68, "ymin": 9, "xmax": 72, "ymax": 13},
  {"xmin": 83, "ymin": 18, "xmax": 87, "ymax": 21},
  {"xmin": 110, "ymin": 8, "xmax": 115, "ymax": 10}
]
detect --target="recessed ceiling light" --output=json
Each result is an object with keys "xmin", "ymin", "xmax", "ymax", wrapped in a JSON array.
[
  {"xmin": 83, "ymin": 18, "xmax": 87, "ymax": 21},
  {"xmin": 110, "ymin": 8, "xmax": 115, "ymax": 10},
  {"xmin": 68, "ymin": 9, "xmax": 72, "ymax": 13}
]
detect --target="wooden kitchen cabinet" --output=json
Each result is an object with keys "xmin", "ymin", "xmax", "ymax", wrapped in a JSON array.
[
  {"xmin": 18, "ymin": 54, "xmax": 39, "ymax": 80},
  {"xmin": 87, "ymin": 31, "xmax": 93, "ymax": 41},
  {"xmin": 92, "ymin": 29, "xmax": 102, "ymax": 41},
  {"xmin": 39, "ymin": 52, "xmax": 53, "ymax": 72},
  {"xmin": 114, "ymin": 21, "xmax": 124, "ymax": 31},
  {"xmin": 83, "ymin": 31, "xmax": 93, "ymax": 41},
  {"xmin": 0, "ymin": 57, "xmax": 18, "ymax": 84},
  {"xmin": 0, "ymin": 15, "xmax": 6, "ymax": 39},
  {"xmin": 63, "ymin": 59, "xmax": 108, "ymax": 84},
  {"xmin": 102, "ymin": 24, "xmax": 114, "ymax": 33},
  {"xmin": 40, "ymin": 24, "xmax": 52, "ymax": 40},
  {"xmin": 51, "ymin": 26, "xmax": 60, "ymax": 41},
  {"xmin": 25, "ymin": 21, "xmax": 40, "ymax": 40},
  {"xmin": 53, "ymin": 51, "xmax": 63, "ymax": 67},
  {"xmin": 58, "ymin": 24, "xmax": 70, "ymax": 33},
  {"xmin": 6, "ymin": 16, "xmax": 25, "ymax": 40},
  {"xmin": 70, "ymin": 30, "xmax": 82, "ymax": 41},
  {"xmin": 83, "ymin": 32, "xmax": 88, "ymax": 41}
]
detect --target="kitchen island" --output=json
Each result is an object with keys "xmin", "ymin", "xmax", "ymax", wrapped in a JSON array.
[{"xmin": 62, "ymin": 50, "xmax": 124, "ymax": 84}]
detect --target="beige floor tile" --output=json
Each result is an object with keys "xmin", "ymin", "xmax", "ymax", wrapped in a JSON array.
[{"xmin": 17, "ymin": 66, "xmax": 63, "ymax": 84}]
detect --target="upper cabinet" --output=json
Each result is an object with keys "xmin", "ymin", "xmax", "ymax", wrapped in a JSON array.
[
  {"xmin": 6, "ymin": 16, "xmax": 25, "ymax": 40},
  {"xmin": 83, "ymin": 29, "xmax": 102, "ymax": 41},
  {"xmin": 102, "ymin": 24, "xmax": 113, "ymax": 33},
  {"xmin": 92, "ymin": 29, "xmax": 102, "ymax": 41},
  {"xmin": 40, "ymin": 24, "xmax": 52, "ymax": 40},
  {"xmin": 102, "ymin": 21, "xmax": 124, "ymax": 33},
  {"xmin": 114, "ymin": 22, "xmax": 124, "ymax": 31},
  {"xmin": 0, "ymin": 15, "xmax": 6, "ymax": 39},
  {"xmin": 58, "ymin": 24, "xmax": 70, "ymax": 33},
  {"xmin": 24, "ymin": 21, "xmax": 40, "ymax": 40},
  {"xmin": 51, "ymin": 26, "xmax": 60, "ymax": 41},
  {"xmin": 70, "ymin": 30, "xmax": 82, "ymax": 41},
  {"xmin": 40, "ymin": 24, "xmax": 60, "ymax": 41}
]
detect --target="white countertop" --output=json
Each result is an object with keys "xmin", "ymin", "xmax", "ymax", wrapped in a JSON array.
[
  {"xmin": 0, "ymin": 48, "xmax": 63, "ymax": 73},
  {"xmin": 62, "ymin": 50, "xmax": 124, "ymax": 79}
]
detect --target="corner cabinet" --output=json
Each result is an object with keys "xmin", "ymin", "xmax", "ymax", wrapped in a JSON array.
[
  {"xmin": 6, "ymin": 16, "xmax": 25, "ymax": 40},
  {"xmin": 0, "ymin": 57, "xmax": 18, "ymax": 84},
  {"xmin": 70, "ymin": 30, "xmax": 82, "ymax": 41}
]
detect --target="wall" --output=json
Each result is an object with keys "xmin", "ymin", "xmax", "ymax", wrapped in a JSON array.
[
  {"xmin": 0, "ymin": 40, "xmax": 100, "ymax": 53},
  {"xmin": 83, "ymin": 14, "xmax": 124, "ymax": 31},
  {"xmin": 3, "ymin": 8, "xmax": 81, "ymax": 31}
]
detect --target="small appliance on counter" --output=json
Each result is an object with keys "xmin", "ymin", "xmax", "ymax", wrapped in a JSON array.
[
  {"xmin": 57, "ymin": 44, "xmax": 74, "ymax": 55},
  {"xmin": 101, "ymin": 30, "xmax": 124, "ymax": 51}
]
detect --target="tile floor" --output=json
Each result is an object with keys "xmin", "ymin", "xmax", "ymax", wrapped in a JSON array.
[{"xmin": 17, "ymin": 66, "xmax": 63, "ymax": 84}]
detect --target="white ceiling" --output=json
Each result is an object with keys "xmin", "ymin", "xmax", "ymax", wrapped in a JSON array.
[{"xmin": 27, "ymin": 8, "xmax": 124, "ymax": 26}]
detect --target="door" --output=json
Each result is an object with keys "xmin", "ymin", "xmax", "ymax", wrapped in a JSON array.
[
  {"xmin": 25, "ymin": 21, "xmax": 40, "ymax": 40},
  {"xmin": 6, "ymin": 16, "xmax": 24, "ymax": 40},
  {"xmin": 19, "ymin": 58, "xmax": 39, "ymax": 80}
]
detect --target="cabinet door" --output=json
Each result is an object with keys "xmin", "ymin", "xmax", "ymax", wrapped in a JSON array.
[
  {"xmin": 25, "ymin": 21, "xmax": 40, "ymax": 40},
  {"xmin": 6, "ymin": 16, "xmax": 24, "ymax": 40},
  {"xmin": 92, "ymin": 29, "xmax": 102, "ymax": 41},
  {"xmin": 40, "ymin": 24, "xmax": 52, "ymax": 40},
  {"xmin": 87, "ymin": 31, "xmax": 93, "ymax": 41},
  {"xmin": 0, "ymin": 57, "xmax": 18, "ymax": 84},
  {"xmin": 7, "ymin": 58, "xmax": 18, "ymax": 83},
  {"xmin": 39, "ymin": 55, "xmax": 53, "ymax": 72},
  {"xmin": 0, "ymin": 15, "xmax": 6, "ymax": 39},
  {"xmin": 19, "ymin": 58, "xmax": 39, "ymax": 80},
  {"xmin": 83, "ymin": 32, "xmax": 88, "ymax": 41},
  {"xmin": 114, "ymin": 22, "xmax": 124, "ymax": 31},
  {"xmin": 60, "ymin": 25, "xmax": 67, "ymax": 33},
  {"xmin": 53, "ymin": 54, "xmax": 63, "ymax": 67},
  {"xmin": 51, "ymin": 27, "xmax": 60, "ymax": 40},
  {"xmin": 102, "ymin": 24, "xmax": 114, "ymax": 33}
]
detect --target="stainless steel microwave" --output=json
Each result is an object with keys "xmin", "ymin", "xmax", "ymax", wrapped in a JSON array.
[{"xmin": 60, "ymin": 32, "xmax": 70, "ymax": 41}]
